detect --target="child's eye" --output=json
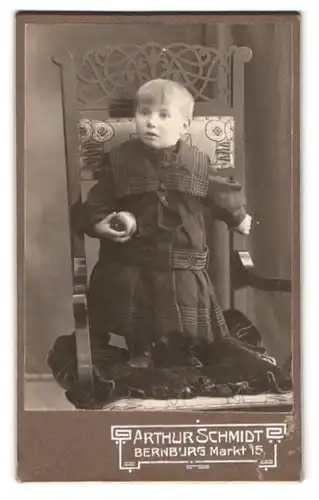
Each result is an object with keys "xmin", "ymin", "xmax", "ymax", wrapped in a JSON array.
[
  {"xmin": 159, "ymin": 112, "xmax": 169, "ymax": 119},
  {"xmin": 138, "ymin": 108, "xmax": 150, "ymax": 116}
]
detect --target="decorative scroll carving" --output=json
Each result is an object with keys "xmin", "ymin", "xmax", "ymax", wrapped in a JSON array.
[{"xmin": 75, "ymin": 43, "xmax": 233, "ymax": 107}]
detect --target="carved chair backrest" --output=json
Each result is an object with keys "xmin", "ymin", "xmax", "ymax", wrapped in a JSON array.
[{"xmin": 54, "ymin": 41, "xmax": 251, "ymax": 278}]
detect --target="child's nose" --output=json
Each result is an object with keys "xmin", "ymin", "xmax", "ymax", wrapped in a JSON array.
[{"xmin": 146, "ymin": 114, "xmax": 157, "ymax": 127}]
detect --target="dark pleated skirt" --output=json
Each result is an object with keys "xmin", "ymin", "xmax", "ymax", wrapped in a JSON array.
[{"xmin": 87, "ymin": 258, "xmax": 228, "ymax": 347}]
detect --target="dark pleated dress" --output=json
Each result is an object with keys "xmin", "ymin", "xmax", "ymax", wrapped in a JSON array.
[{"xmin": 83, "ymin": 138, "xmax": 247, "ymax": 352}]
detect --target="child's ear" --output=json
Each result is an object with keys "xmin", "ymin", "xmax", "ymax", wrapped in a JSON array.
[{"xmin": 183, "ymin": 118, "xmax": 191, "ymax": 132}]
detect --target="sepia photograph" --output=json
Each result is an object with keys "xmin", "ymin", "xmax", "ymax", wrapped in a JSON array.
[{"xmin": 20, "ymin": 14, "xmax": 297, "ymax": 416}]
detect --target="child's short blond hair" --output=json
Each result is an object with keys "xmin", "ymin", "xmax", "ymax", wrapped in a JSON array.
[{"xmin": 136, "ymin": 79, "xmax": 194, "ymax": 120}]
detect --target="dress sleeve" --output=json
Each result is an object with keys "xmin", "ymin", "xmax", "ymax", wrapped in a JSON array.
[
  {"xmin": 81, "ymin": 153, "xmax": 118, "ymax": 238},
  {"xmin": 205, "ymin": 163, "xmax": 247, "ymax": 229}
]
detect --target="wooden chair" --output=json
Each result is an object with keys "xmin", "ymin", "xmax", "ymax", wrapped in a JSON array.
[{"xmin": 52, "ymin": 42, "xmax": 292, "ymax": 409}]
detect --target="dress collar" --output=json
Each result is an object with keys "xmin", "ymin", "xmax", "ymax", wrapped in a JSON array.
[{"xmin": 138, "ymin": 138, "xmax": 186, "ymax": 167}]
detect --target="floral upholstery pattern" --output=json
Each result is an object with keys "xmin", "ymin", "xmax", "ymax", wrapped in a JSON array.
[{"xmin": 78, "ymin": 116, "xmax": 234, "ymax": 179}]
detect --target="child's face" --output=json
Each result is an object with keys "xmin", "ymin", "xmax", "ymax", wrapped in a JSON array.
[{"xmin": 135, "ymin": 101, "xmax": 190, "ymax": 149}]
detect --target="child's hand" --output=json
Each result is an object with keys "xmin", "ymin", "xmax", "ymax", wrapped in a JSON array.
[
  {"xmin": 234, "ymin": 214, "xmax": 252, "ymax": 235},
  {"xmin": 113, "ymin": 212, "xmax": 137, "ymax": 237},
  {"xmin": 94, "ymin": 211, "xmax": 137, "ymax": 243}
]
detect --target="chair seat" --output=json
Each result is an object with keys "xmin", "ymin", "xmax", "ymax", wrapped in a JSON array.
[{"xmin": 103, "ymin": 392, "xmax": 293, "ymax": 411}]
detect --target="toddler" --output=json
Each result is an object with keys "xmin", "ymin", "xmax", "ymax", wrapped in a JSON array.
[{"xmin": 83, "ymin": 78, "xmax": 251, "ymax": 368}]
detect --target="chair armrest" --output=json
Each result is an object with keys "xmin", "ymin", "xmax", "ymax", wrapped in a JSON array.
[{"xmin": 231, "ymin": 250, "xmax": 292, "ymax": 292}]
